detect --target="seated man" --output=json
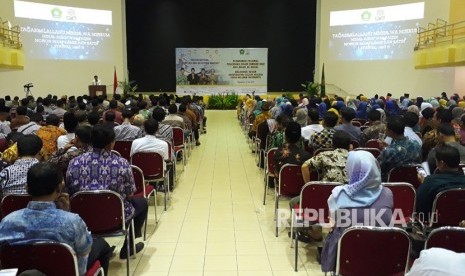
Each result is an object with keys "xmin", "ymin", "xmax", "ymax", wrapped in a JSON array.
[
  {"xmin": 163, "ymin": 104, "xmax": 185, "ymax": 129},
  {"xmin": 17, "ymin": 113, "xmax": 43, "ymax": 135},
  {"xmin": 334, "ymin": 107, "xmax": 361, "ymax": 143},
  {"xmin": 66, "ymin": 125, "xmax": 148, "ymax": 259},
  {"xmin": 416, "ymin": 145, "xmax": 465, "ymax": 220},
  {"xmin": 114, "ymin": 109, "xmax": 144, "ymax": 141},
  {"xmin": 407, "ymin": 248, "xmax": 465, "ymax": 276},
  {"xmin": 309, "ymin": 111, "xmax": 339, "ymax": 150},
  {"xmin": 131, "ymin": 118, "xmax": 170, "ymax": 168},
  {"xmin": 0, "ymin": 162, "xmax": 113, "ymax": 275},
  {"xmin": 36, "ymin": 114, "xmax": 67, "ymax": 160},
  {"xmin": 385, "ymin": 111, "xmax": 422, "ymax": 146},
  {"xmin": 0, "ymin": 135, "xmax": 42, "ymax": 196},
  {"xmin": 360, "ymin": 109, "xmax": 386, "ymax": 147},
  {"xmin": 273, "ymin": 121, "xmax": 311, "ymax": 174},
  {"xmin": 426, "ymin": 124, "xmax": 465, "ymax": 173},
  {"xmin": 301, "ymin": 108, "xmax": 323, "ymax": 141},
  {"xmin": 378, "ymin": 115, "xmax": 421, "ymax": 181},
  {"xmin": 152, "ymin": 107, "xmax": 173, "ymax": 141}
]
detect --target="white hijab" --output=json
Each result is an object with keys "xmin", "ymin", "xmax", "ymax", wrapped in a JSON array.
[{"xmin": 328, "ymin": 151, "xmax": 383, "ymax": 214}]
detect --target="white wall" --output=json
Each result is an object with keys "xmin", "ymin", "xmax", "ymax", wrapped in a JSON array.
[
  {"xmin": 0, "ymin": 0, "xmax": 126, "ymax": 98},
  {"xmin": 455, "ymin": 66, "xmax": 465, "ymax": 96},
  {"xmin": 316, "ymin": 0, "xmax": 456, "ymax": 98}
]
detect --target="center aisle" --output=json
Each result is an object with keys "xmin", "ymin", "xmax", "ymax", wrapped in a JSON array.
[{"xmin": 108, "ymin": 110, "xmax": 321, "ymax": 275}]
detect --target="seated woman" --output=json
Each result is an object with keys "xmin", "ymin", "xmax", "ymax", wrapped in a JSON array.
[{"xmin": 321, "ymin": 150, "xmax": 393, "ymax": 273}]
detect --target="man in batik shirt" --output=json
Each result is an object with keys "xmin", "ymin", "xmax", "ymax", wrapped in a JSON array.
[
  {"xmin": 309, "ymin": 111, "xmax": 339, "ymax": 150},
  {"xmin": 360, "ymin": 109, "xmax": 386, "ymax": 147}
]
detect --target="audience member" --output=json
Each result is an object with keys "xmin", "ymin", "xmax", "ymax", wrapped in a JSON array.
[
  {"xmin": 426, "ymin": 124, "xmax": 465, "ymax": 173},
  {"xmin": 0, "ymin": 162, "xmax": 113, "ymax": 275},
  {"xmin": 66, "ymin": 125, "xmax": 148, "ymax": 259},
  {"xmin": 0, "ymin": 135, "xmax": 42, "ymax": 196},
  {"xmin": 114, "ymin": 109, "xmax": 143, "ymax": 141},
  {"xmin": 163, "ymin": 104, "xmax": 185, "ymax": 129},
  {"xmin": 407, "ymin": 248, "xmax": 465, "ymax": 276},
  {"xmin": 273, "ymin": 121, "xmax": 311, "ymax": 173},
  {"xmin": 36, "ymin": 114, "xmax": 66, "ymax": 160},
  {"xmin": 49, "ymin": 125, "xmax": 92, "ymax": 171},
  {"xmin": 17, "ymin": 113, "xmax": 43, "ymax": 135},
  {"xmin": 309, "ymin": 111, "xmax": 338, "ymax": 150},
  {"xmin": 301, "ymin": 108, "xmax": 323, "ymax": 141},
  {"xmin": 57, "ymin": 112, "xmax": 78, "ymax": 149},
  {"xmin": 103, "ymin": 100, "xmax": 123, "ymax": 124},
  {"xmin": 10, "ymin": 105, "xmax": 30, "ymax": 131},
  {"xmin": 51, "ymin": 99, "xmax": 66, "ymax": 118},
  {"xmin": 152, "ymin": 107, "xmax": 173, "ymax": 141},
  {"xmin": 360, "ymin": 109, "xmax": 386, "ymax": 146},
  {"xmin": 334, "ymin": 107, "xmax": 361, "ymax": 143}
]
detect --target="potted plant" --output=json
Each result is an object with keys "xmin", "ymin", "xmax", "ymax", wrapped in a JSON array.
[
  {"xmin": 301, "ymin": 81, "xmax": 321, "ymax": 98},
  {"xmin": 118, "ymin": 79, "xmax": 138, "ymax": 97}
]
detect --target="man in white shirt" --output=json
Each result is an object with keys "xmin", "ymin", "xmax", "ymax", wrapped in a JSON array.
[
  {"xmin": 385, "ymin": 111, "xmax": 422, "ymax": 146},
  {"xmin": 92, "ymin": 75, "xmax": 101, "ymax": 85},
  {"xmin": 17, "ymin": 113, "xmax": 43, "ymax": 135},
  {"xmin": 301, "ymin": 108, "xmax": 323, "ymax": 141},
  {"xmin": 407, "ymin": 247, "xmax": 465, "ymax": 276},
  {"xmin": 130, "ymin": 118, "xmax": 169, "ymax": 169}
]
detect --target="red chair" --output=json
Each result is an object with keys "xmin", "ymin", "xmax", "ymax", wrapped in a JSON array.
[
  {"xmin": 70, "ymin": 190, "xmax": 135, "ymax": 276},
  {"xmin": 383, "ymin": 182, "xmax": 416, "ymax": 226},
  {"xmin": 430, "ymin": 188, "xmax": 465, "ymax": 228},
  {"xmin": 365, "ymin": 139, "xmax": 382, "ymax": 149},
  {"xmin": 425, "ymin": 226, "xmax": 465, "ymax": 252},
  {"xmin": 0, "ymin": 138, "xmax": 8, "ymax": 152},
  {"xmin": 131, "ymin": 152, "xmax": 170, "ymax": 211},
  {"xmin": 354, "ymin": 147, "xmax": 381, "ymax": 158},
  {"xmin": 0, "ymin": 241, "xmax": 103, "ymax": 276},
  {"xmin": 132, "ymin": 165, "xmax": 157, "ymax": 239},
  {"xmin": 387, "ymin": 164, "xmax": 423, "ymax": 189},
  {"xmin": 113, "ymin": 140, "xmax": 133, "ymax": 161},
  {"xmin": 1, "ymin": 194, "xmax": 32, "ymax": 218},
  {"xmin": 336, "ymin": 226, "xmax": 410, "ymax": 276},
  {"xmin": 172, "ymin": 127, "xmax": 186, "ymax": 169},
  {"xmin": 292, "ymin": 181, "xmax": 342, "ymax": 271},
  {"xmin": 263, "ymin": 147, "xmax": 277, "ymax": 205},
  {"xmin": 351, "ymin": 121, "xmax": 361, "ymax": 127},
  {"xmin": 275, "ymin": 164, "xmax": 305, "ymax": 237}
]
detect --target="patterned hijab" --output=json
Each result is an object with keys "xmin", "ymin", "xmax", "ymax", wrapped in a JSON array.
[{"xmin": 328, "ymin": 151, "xmax": 383, "ymax": 213}]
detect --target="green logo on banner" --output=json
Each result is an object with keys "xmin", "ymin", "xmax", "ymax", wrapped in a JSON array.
[
  {"xmin": 361, "ymin": 11, "xmax": 371, "ymax": 21},
  {"xmin": 239, "ymin": 49, "xmax": 245, "ymax": 55},
  {"xmin": 51, "ymin": 8, "xmax": 62, "ymax": 19}
]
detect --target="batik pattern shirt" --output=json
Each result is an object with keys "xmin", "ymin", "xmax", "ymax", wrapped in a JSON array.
[
  {"xmin": 156, "ymin": 123, "xmax": 173, "ymax": 141},
  {"xmin": 252, "ymin": 111, "xmax": 271, "ymax": 132},
  {"xmin": 114, "ymin": 122, "xmax": 144, "ymax": 141},
  {"xmin": 0, "ymin": 158, "xmax": 39, "ymax": 196},
  {"xmin": 378, "ymin": 137, "xmax": 421, "ymax": 181},
  {"xmin": 48, "ymin": 145, "xmax": 92, "ymax": 172},
  {"xmin": 309, "ymin": 128, "xmax": 336, "ymax": 150},
  {"xmin": 0, "ymin": 201, "xmax": 92, "ymax": 275},
  {"xmin": 304, "ymin": 148, "xmax": 348, "ymax": 183},
  {"xmin": 37, "ymin": 125, "xmax": 67, "ymax": 159},
  {"xmin": 360, "ymin": 122, "xmax": 386, "ymax": 147},
  {"xmin": 273, "ymin": 143, "xmax": 311, "ymax": 173},
  {"xmin": 66, "ymin": 149, "xmax": 136, "ymax": 220}
]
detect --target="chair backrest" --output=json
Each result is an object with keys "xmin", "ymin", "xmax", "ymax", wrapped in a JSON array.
[
  {"xmin": 354, "ymin": 147, "xmax": 381, "ymax": 158},
  {"xmin": 113, "ymin": 140, "xmax": 133, "ymax": 161},
  {"xmin": 278, "ymin": 164, "xmax": 305, "ymax": 198},
  {"xmin": 131, "ymin": 165, "xmax": 145, "ymax": 195},
  {"xmin": 0, "ymin": 241, "xmax": 79, "ymax": 276},
  {"xmin": 351, "ymin": 121, "xmax": 361, "ymax": 127},
  {"xmin": 387, "ymin": 164, "xmax": 422, "ymax": 189},
  {"xmin": 383, "ymin": 182, "xmax": 416, "ymax": 225},
  {"xmin": 0, "ymin": 138, "xmax": 8, "ymax": 152},
  {"xmin": 160, "ymin": 139, "xmax": 173, "ymax": 161},
  {"xmin": 131, "ymin": 151, "xmax": 165, "ymax": 178},
  {"xmin": 365, "ymin": 139, "xmax": 382, "ymax": 149},
  {"xmin": 304, "ymin": 142, "xmax": 314, "ymax": 156},
  {"xmin": 425, "ymin": 226, "xmax": 465, "ymax": 253},
  {"xmin": 431, "ymin": 188, "xmax": 465, "ymax": 227},
  {"xmin": 299, "ymin": 182, "xmax": 342, "ymax": 224},
  {"xmin": 353, "ymin": 119, "xmax": 366, "ymax": 125},
  {"xmin": 1, "ymin": 194, "xmax": 32, "ymax": 218},
  {"xmin": 172, "ymin": 127, "xmax": 184, "ymax": 147},
  {"xmin": 70, "ymin": 190, "xmax": 126, "ymax": 235},
  {"xmin": 266, "ymin": 148, "xmax": 278, "ymax": 176},
  {"xmin": 336, "ymin": 226, "xmax": 410, "ymax": 276}
]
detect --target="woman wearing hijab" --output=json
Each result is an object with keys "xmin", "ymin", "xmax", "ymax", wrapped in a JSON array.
[
  {"xmin": 318, "ymin": 102, "xmax": 327, "ymax": 120},
  {"xmin": 281, "ymin": 103, "xmax": 294, "ymax": 118},
  {"xmin": 385, "ymin": 100, "xmax": 399, "ymax": 117},
  {"xmin": 355, "ymin": 101, "xmax": 368, "ymax": 120},
  {"xmin": 321, "ymin": 151, "xmax": 393, "ymax": 272}
]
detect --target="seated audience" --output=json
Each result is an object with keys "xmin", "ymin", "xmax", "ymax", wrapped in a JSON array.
[
  {"xmin": 249, "ymin": 101, "xmax": 271, "ymax": 138},
  {"xmin": 152, "ymin": 107, "xmax": 173, "ymax": 141},
  {"xmin": 130, "ymin": 118, "xmax": 170, "ymax": 167},
  {"xmin": 268, "ymin": 114, "xmax": 291, "ymax": 149},
  {"xmin": 385, "ymin": 111, "xmax": 422, "ymax": 146},
  {"xmin": 422, "ymin": 108, "xmax": 452, "ymax": 160},
  {"xmin": 417, "ymin": 145, "xmax": 465, "ymax": 220},
  {"xmin": 114, "ymin": 109, "xmax": 144, "ymax": 141},
  {"xmin": 163, "ymin": 104, "xmax": 185, "ymax": 129},
  {"xmin": 0, "ymin": 135, "xmax": 42, "ymax": 196},
  {"xmin": 301, "ymin": 108, "xmax": 323, "ymax": 141},
  {"xmin": 37, "ymin": 114, "xmax": 67, "ymax": 160},
  {"xmin": 426, "ymin": 124, "xmax": 465, "ymax": 173},
  {"xmin": 378, "ymin": 115, "xmax": 421, "ymax": 181},
  {"xmin": 321, "ymin": 150, "xmax": 393, "ymax": 272},
  {"xmin": 0, "ymin": 105, "xmax": 11, "ymax": 139},
  {"xmin": 103, "ymin": 100, "xmax": 123, "ymax": 124},
  {"xmin": 49, "ymin": 125, "xmax": 92, "ymax": 171},
  {"xmin": 360, "ymin": 109, "xmax": 386, "ymax": 146},
  {"xmin": 66, "ymin": 125, "xmax": 148, "ymax": 259},
  {"xmin": 0, "ymin": 162, "xmax": 113, "ymax": 276},
  {"xmin": 87, "ymin": 111, "xmax": 100, "ymax": 126},
  {"xmin": 17, "ymin": 113, "xmax": 43, "ymax": 135},
  {"xmin": 57, "ymin": 112, "xmax": 78, "ymax": 149},
  {"xmin": 51, "ymin": 99, "xmax": 66, "ymax": 118},
  {"xmin": 10, "ymin": 105, "xmax": 30, "ymax": 131},
  {"xmin": 309, "ymin": 111, "xmax": 339, "ymax": 150},
  {"xmin": 273, "ymin": 121, "xmax": 311, "ymax": 173},
  {"xmin": 334, "ymin": 107, "xmax": 361, "ymax": 143},
  {"xmin": 103, "ymin": 111, "xmax": 117, "ymax": 128}
]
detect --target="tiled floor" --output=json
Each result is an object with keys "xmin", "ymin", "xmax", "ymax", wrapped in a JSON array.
[{"xmin": 107, "ymin": 110, "xmax": 323, "ymax": 275}]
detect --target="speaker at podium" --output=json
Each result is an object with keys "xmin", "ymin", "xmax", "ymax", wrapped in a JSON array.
[{"xmin": 88, "ymin": 85, "xmax": 107, "ymax": 97}]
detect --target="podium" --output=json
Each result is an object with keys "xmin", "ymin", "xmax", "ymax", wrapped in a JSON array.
[{"xmin": 88, "ymin": 85, "xmax": 107, "ymax": 97}]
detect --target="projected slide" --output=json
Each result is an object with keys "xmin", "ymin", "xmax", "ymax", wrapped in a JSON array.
[
  {"xmin": 329, "ymin": 2, "xmax": 424, "ymax": 60},
  {"xmin": 14, "ymin": 0, "xmax": 112, "ymax": 60}
]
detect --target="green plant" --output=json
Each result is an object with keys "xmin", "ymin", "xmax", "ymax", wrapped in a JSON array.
[
  {"xmin": 207, "ymin": 93, "xmax": 239, "ymax": 109},
  {"xmin": 301, "ymin": 81, "xmax": 320, "ymax": 98},
  {"xmin": 118, "ymin": 79, "xmax": 138, "ymax": 96}
]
